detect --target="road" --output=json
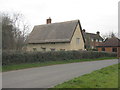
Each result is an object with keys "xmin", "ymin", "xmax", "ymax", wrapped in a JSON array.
[{"xmin": 2, "ymin": 59, "xmax": 118, "ymax": 88}]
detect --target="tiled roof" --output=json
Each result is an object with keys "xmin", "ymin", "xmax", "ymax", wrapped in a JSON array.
[{"xmin": 97, "ymin": 37, "xmax": 120, "ymax": 47}]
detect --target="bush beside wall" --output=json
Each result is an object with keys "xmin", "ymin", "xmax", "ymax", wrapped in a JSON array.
[{"xmin": 2, "ymin": 50, "xmax": 117, "ymax": 66}]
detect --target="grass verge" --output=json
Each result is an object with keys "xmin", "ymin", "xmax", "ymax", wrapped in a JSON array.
[
  {"xmin": 54, "ymin": 63, "xmax": 119, "ymax": 88},
  {"xmin": 2, "ymin": 57, "xmax": 117, "ymax": 72}
]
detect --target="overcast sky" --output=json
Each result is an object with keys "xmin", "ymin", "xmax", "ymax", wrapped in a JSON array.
[{"xmin": 0, "ymin": 0, "xmax": 119, "ymax": 36}]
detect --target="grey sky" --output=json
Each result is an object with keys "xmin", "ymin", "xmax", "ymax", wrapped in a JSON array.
[{"xmin": 0, "ymin": 0, "xmax": 119, "ymax": 36}]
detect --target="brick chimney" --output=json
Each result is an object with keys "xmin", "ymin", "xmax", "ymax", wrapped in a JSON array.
[
  {"xmin": 46, "ymin": 17, "xmax": 51, "ymax": 24},
  {"xmin": 96, "ymin": 31, "xmax": 100, "ymax": 35}
]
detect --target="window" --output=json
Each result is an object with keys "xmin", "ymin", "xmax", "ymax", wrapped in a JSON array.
[
  {"xmin": 99, "ymin": 40, "xmax": 102, "ymax": 42},
  {"xmin": 102, "ymin": 48, "xmax": 105, "ymax": 51},
  {"xmin": 60, "ymin": 49, "xmax": 65, "ymax": 51},
  {"xmin": 112, "ymin": 48, "xmax": 117, "ymax": 52},
  {"xmin": 51, "ymin": 48, "xmax": 55, "ymax": 51},
  {"xmin": 33, "ymin": 48, "xmax": 37, "ymax": 51},
  {"xmin": 41, "ymin": 47, "xmax": 46, "ymax": 51},
  {"xmin": 76, "ymin": 38, "xmax": 80, "ymax": 44},
  {"xmin": 96, "ymin": 39, "xmax": 99, "ymax": 42}
]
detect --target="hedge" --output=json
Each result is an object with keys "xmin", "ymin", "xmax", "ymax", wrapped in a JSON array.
[{"xmin": 2, "ymin": 50, "xmax": 117, "ymax": 66}]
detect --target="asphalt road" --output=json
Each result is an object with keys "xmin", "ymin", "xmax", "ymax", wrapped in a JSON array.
[{"xmin": 2, "ymin": 59, "xmax": 118, "ymax": 88}]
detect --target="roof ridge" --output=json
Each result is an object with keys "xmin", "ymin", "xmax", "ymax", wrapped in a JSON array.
[{"xmin": 34, "ymin": 19, "xmax": 79, "ymax": 27}]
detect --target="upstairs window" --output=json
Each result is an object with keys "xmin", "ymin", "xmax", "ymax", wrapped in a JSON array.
[
  {"xmin": 91, "ymin": 39, "xmax": 96, "ymax": 42},
  {"xmin": 99, "ymin": 40, "xmax": 103, "ymax": 42},
  {"xmin": 96, "ymin": 39, "xmax": 99, "ymax": 42},
  {"xmin": 76, "ymin": 38, "xmax": 80, "ymax": 44}
]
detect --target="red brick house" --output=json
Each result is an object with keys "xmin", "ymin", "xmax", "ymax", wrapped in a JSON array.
[{"xmin": 97, "ymin": 37, "xmax": 120, "ymax": 57}]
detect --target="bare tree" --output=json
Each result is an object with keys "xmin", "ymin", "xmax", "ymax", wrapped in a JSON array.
[
  {"xmin": 11, "ymin": 13, "xmax": 30, "ymax": 50},
  {"xmin": 2, "ymin": 12, "xmax": 30, "ymax": 51},
  {"xmin": 102, "ymin": 31, "xmax": 117, "ymax": 40}
]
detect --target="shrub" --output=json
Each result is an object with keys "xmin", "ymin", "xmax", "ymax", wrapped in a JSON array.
[{"xmin": 2, "ymin": 50, "xmax": 117, "ymax": 66}]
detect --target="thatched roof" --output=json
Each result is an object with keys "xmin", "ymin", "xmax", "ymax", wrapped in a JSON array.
[{"xmin": 27, "ymin": 20, "xmax": 84, "ymax": 44}]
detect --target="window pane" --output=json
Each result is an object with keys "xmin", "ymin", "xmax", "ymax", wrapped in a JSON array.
[{"xmin": 112, "ymin": 48, "xmax": 117, "ymax": 52}]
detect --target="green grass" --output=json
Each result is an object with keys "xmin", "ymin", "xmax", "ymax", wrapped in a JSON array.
[
  {"xmin": 2, "ymin": 57, "xmax": 117, "ymax": 72},
  {"xmin": 54, "ymin": 64, "xmax": 119, "ymax": 88}
]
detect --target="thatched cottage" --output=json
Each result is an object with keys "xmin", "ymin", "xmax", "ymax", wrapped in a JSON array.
[{"xmin": 27, "ymin": 18, "xmax": 85, "ymax": 51}]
